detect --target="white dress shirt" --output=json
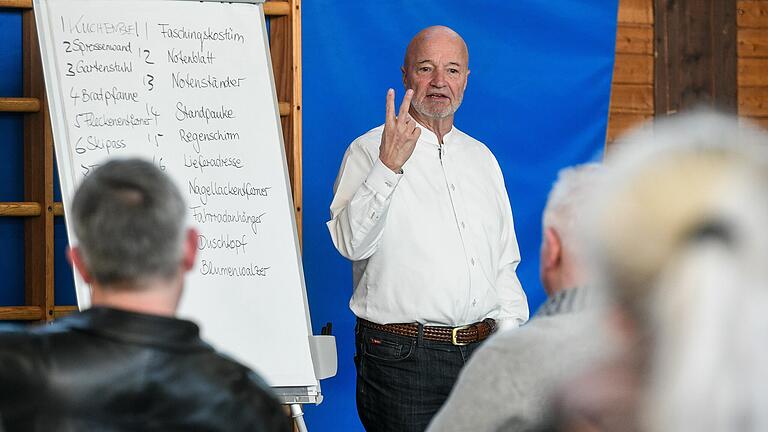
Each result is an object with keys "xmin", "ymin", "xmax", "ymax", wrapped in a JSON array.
[{"xmin": 327, "ymin": 124, "xmax": 529, "ymax": 328}]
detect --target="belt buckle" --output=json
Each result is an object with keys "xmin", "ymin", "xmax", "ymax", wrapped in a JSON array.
[{"xmin": 451, "ymin": 324, "xmax": 472, "ymax": 346}]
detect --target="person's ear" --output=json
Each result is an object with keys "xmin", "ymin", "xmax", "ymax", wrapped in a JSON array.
[
  {"xmin": 181, "ymin": 228, "xmax": 199, "ymax": 272},
  {"xmin": 67, "ymin": 246, "xmax": 93, "ymax": 283},
  {"xmin": 401, "ymin": 65, "xmax": 407, "ymax": 87},
  {"xmin": 542, "ymin": 227, "xmax": 562, "ymax": 271}
]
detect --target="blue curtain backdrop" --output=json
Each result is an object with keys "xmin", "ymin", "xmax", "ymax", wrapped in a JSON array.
[{"xmin": 301, "ymin": 1, "xmax": 617, "ymax": 430}]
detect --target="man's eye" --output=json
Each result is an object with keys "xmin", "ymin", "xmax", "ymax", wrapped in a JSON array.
[
  {"xmin": 448, "ymin": 69, "xmax": 459, "ymax": 74},
  {"xmin": 419, "ymin": 67, "xmax": 431, "ymax": 72}
]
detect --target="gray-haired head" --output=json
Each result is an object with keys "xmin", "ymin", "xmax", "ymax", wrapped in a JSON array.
[
  {"xmin": 543, "ymin": 162, "xmax": 603, "ymax": 257},
  {"xmin": 70, "ymin": 159, "xmax": 187, "ymax": 286}
]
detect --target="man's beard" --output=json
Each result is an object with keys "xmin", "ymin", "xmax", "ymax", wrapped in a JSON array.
[{"xmin": 411, "ymin": 95, "xmax": 463, "ymax": 119}]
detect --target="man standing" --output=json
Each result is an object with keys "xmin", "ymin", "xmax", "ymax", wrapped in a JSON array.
[
  {"xmin": 328, "ymin": 26, "xmax": 528, "ymax": 431},
  {"xmin": 0, "ymin": 160, "xmax": 290, "ymax": 432},
  {"xmin": 426, "ymin": 163, "xmax": 609, "ymax": 432}
]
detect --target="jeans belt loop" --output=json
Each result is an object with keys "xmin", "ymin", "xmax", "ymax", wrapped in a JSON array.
[{"xmin": 416, "ymin": 322, "xmax": 424, "ymax": 346}]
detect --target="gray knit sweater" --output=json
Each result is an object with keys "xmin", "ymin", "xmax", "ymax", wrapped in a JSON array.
[{"xmin": 426, "ymin": 289, "xmax": 610, "ymax": 432}]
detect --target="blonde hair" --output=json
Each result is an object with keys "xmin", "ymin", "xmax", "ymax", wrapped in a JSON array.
[{"xmin": 586, "ymin": 112, "xmax": 768, "ymax": 432}]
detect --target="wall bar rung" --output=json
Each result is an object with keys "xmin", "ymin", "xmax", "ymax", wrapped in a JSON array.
[
  {"xmin": 54, "ymin": 306, "xmax": 78, "ymax": 318},
  {"xmin": 0, "ymin": 306, "xmax": 43, "ymax": 320},
  {"xmin": 278, "ymin": 101, "xmax": 290, "ymax": 116},
  {"xmin": 0, "ymin": 202, "xmax": 42, "ymax": 217},
  {"xmin": 0, "ymin": 0, "xmax": 30, "ymax": 9},
  {"xmin": 0, "ymin": 0, "xmax": 290, "ymax": 16},
  {"xmin": 0, "ymin": 97, "xmax": 40, "ymax": 113},
  {"xmin": 264, "ymin": 1, "xmax": 290, "ymax": 16}
]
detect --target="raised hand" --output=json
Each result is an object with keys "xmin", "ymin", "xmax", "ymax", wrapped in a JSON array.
[{"xmin": 378, "ymin": 88, "xmax": 421, "ymax": 173}]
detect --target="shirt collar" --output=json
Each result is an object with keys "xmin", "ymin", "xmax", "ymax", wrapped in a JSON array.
[{"xmin": 415, "ymin": 122, "xmax": 459, "ymax": 147}]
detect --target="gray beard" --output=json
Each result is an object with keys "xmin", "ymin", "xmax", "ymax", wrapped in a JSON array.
[{"xmin": 412, "ymin": 98, "xmax": 462, "ymax": 119}]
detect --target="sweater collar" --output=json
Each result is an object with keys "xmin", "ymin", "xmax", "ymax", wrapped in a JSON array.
[{"xmin": 534, "ymin": 287, "xmax": 591, "ymax": 317}]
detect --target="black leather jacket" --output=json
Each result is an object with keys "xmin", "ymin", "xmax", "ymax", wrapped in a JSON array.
[{"xmin": 0, "ymin": 307, "xmax": 291, "ymax": 432}]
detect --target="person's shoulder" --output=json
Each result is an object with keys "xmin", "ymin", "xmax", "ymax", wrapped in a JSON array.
[
  {"xmin": 349, "ymin": 124, "xmax": 384, "ymax": 151},
  {"xmin": 452, "ymin": 127, "xmax": 490, "ymax": 150},
  {"xmin": 479, "ymin": 314, "xmax": 584, "ymax": 361},
  {"xmin": 452, "ymin": 126, "xmax": 500, "ymax": 162}
]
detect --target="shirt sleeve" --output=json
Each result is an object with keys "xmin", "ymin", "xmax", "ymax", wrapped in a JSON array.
[
  {"xmin": 493, "ymin": 160, "xmax": 529, "ymax": 329},
  {"xmin": 327, "ymin": 136, "xmax": 403, "ymax": 261}
]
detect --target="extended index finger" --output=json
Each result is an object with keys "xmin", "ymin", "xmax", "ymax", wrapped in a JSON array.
[
  {"xmin": 398, "ymin": 89, "xmax": 414, "ymax": 120},
  {"xmin": 385, "ymin": 88, "xmax": 395, "ymax": 125}
]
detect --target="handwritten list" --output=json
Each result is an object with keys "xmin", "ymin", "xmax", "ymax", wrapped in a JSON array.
[{"xmin": 37, "ymin": 0, "xmax": 317, "ymax": 387}]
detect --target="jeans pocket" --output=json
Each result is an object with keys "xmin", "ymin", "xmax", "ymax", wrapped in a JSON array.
[{"xmin": 362, "ymin": 333, "xmax": 415, "ymax": 362}]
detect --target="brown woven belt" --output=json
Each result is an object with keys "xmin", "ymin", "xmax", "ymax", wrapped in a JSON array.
[{"xmin": 359, "ymin": 318, "xmax": 497, "ymax": 346}]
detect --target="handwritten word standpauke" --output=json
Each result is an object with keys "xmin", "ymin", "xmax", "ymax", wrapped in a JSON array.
[{"xmin": 33, "ymin": 0, "xmax": 330, "ymax": 402}]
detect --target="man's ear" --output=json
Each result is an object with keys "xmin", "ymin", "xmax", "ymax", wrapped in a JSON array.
[
  {"xmin": 464, "ymin": 69, "xmax": 470, "ymax": 91},
  {"xmin": 401, "ymin": 65, "xmax": 407, "ymax": 86},
  {"xmin": 181, "ymin": 228, "xmax": 199, "ymax": 272},
  {"xmin": 542, "ymin": 227, "xmax": 562, "ymax": 271},
  {"xmin": 67, "ymin": 246, "xmax": 93, "ymax": 283}
]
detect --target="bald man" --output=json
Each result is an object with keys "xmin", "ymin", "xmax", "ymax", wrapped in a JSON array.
[{"xmin": 328, "ymin": 26, "xmax": 528, "ymax": 432}]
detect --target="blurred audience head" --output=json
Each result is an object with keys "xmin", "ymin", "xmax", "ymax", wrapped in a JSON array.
[
  {"xmin": 584, "ymin": 112, "xmax": 768, "ymax": 432},
  {"xmin": 540, "ymin": 163, "xmax": 604, "ymax": 295},
  {"xmin": 69, "ymin": 159, "xmax": 196, "ymax": 291}
]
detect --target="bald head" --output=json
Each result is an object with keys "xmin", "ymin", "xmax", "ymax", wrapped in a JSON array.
[
  {"xmin": 401, "ymin": 26, "xmax": 470, "ymax": 121},
  {"xmin": 404, "ymin": 26, "xmax": 469, "ymax": 69}
]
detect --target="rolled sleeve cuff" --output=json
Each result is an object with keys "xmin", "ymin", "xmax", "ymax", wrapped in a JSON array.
[{"xmin": 365, "ymin": 158, "xmax": 403, "ymax": 199}]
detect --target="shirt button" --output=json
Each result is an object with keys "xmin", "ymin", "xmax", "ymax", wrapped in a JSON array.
[
  {"xmin": 451, "ymin": 184, "xmax": 456, "ymax": 191},
  {"xmin": 461, "ymin": 221, "xmax": 466, "ymax": 229},
  {"xmin": 470, "ymin": 258, "xmax": 475, "ymax": 266},
  {"xmin": 472, "ymin": 299, "xmax": 477, "ymax": 307},
  {"xmin": 385, "ymin": 181, "xmax": 393, "ymax": 188}
]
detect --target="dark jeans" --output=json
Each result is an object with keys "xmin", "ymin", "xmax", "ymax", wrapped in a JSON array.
[{"xmin": 355, "ymin": 320, "xmax": 482, "ymax": 432}]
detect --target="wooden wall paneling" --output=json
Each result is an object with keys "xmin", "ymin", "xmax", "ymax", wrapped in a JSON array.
[
  {"xmin": 737, "ymin": 1, "xmax": 768, "ymax": 128},
  {"xmin": 606, "ymin": 0, "xmax": 655, "ymax": 146},
  {"xmin": 739, "ymin": 58, "xmax": 768, "ymax": 86},
  {"xmin": 616, "ymin": 24, "xmax": 653, "ymax": 54},
  {"xmin": 618, "ymin": 0, "xmax": 654, "ymax": 24},
  {"xmin": 655, "ymin": 0, "xmax": 738, "ymax": 114},
  {"xmin": 739, "ymin": 86, "xmax": 768, "ymax": 115},
  {"xmin": 743, "ymin": 116, "xmax": 768, "ymax": 130},
  {"xmin": 610, "ymin": 84, "xmax": 654, "ymax": 113},
  {"xmin": 22, "ymin": 10, "xmax": 55, "ymax": 322},
  {"xmin": 739, "ymin": 28, "xmax": 768, "ymax": 57},
  {"xmin": 737, "ymin": 1, "xmax": 768, "ymax": 28},
  {"xmin": 613, "ymin": 53, "xmax": 654, "ymax": 84},
  {"xmin": 606, "ymin": 112, "xmax": 653, "ymax": 143}
]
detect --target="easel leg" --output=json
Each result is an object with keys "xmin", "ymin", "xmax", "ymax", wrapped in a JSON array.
[{"xmin": 290, "ymin": 403, "xmax": 308, "ymax": 432}]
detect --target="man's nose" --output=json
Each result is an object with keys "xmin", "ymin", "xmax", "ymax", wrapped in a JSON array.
[{"xmin": 430, "ymin": 70, "xmax": 447, "ymax": 87}]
